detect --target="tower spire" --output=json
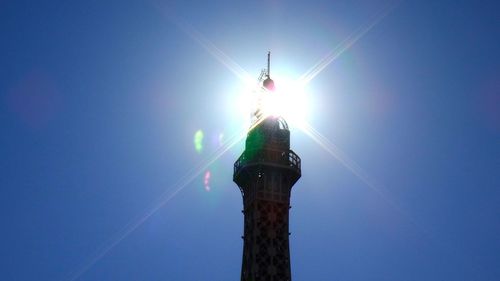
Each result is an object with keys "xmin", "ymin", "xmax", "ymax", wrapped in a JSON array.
[
  {"xmin": 263, "ymin": 51, "xmax": 275, "ymax": 91},
  {"xmin": 267, "ymin": 51, "xmax": 271, "ymax": 78}
]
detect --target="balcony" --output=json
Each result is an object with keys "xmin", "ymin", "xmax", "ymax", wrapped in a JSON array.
[{"xmin": 234, "ymin": 149, "xmax": 301, "ymax": 177}]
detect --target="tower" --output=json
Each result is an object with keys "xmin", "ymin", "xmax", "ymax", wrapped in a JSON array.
[{"xmin": 233, "ymin": 53, "xmax": 301, "ymax": 281}]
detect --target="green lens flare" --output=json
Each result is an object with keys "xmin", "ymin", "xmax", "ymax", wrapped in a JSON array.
[{"xmin": 194, "ymin": 130, "xmax": 204, "ymax": 153}]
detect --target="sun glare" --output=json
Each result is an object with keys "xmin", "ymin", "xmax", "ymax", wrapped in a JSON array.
[{"xmin": 236, "ymin": 75, "xmax": 311, "ymax": 129}]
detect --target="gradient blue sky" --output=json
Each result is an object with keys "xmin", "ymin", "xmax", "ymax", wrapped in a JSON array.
[{"xmin": 1, "ymin": 1, "xmax": 499, "ymax": 280}]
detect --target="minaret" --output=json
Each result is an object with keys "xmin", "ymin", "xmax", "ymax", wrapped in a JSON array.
[{"xmin": 234, "ymin": 53, "xmax": 301, "ymax": 281}]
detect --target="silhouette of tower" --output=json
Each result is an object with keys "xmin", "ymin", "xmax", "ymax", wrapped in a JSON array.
[{"xmin": 234, "ymin": 53, "xmax": 301, "ymax": 281}]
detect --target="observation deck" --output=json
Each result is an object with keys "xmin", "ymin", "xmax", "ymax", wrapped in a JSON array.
[
  {"xmin": 233, "ymin": 149, "xmax": 301, "ymax": 181},
  {"xmin": 233, "ymin": 116, "xmax": 301, "ymax": 188}
]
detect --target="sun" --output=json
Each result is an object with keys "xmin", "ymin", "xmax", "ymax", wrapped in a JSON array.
[
  {"xmin": 263, "ymin": 76, "xmax": 310, "ymax": 128},
  {"xmin": 236, "ymin": 75, "xmax": 311, "ymax": 130}
]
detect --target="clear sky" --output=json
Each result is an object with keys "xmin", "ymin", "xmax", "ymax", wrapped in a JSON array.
[{"xmin": 1, "ymin": 1, "xmax": 499, "ymax": 280}]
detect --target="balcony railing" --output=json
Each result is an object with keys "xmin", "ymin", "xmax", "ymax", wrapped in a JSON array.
[{"xmin": 234, "ymin": 149, "xmax": 301, "ymax": 175}]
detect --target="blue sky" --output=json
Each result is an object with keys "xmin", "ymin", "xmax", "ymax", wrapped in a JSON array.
[{"xmin": 1, "ymin": 1, "xmax": 499, "ymax": 280}]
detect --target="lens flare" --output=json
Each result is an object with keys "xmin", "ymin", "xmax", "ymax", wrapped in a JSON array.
[
  {"xmin": 65, "ymin": 125, "xmax": 250, "ymax": 281},
  {"xmin": 204, "ymin": 170, "xmax": 211, "ymax": 191},
  {"xmin": 194, "ymin": 130, "xmax": 204, "ymax": 153}
]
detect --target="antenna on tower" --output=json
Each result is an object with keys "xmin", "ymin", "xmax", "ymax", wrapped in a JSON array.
[
  {"xmin": 267, "ymin": 51, "xmax": 271, "ymax": 78},
  {"xmin": 262, "ymin": 51, "xmax": 275, "ymax": 91}
]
